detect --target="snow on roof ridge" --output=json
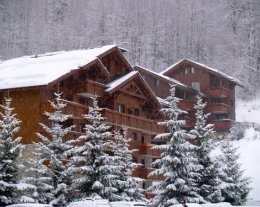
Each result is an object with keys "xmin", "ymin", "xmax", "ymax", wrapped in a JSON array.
[
  {"xmin": 134, "ymin": 65, "xmax": 187, "ymax": 87},
  {"xmin": 159, "ymin": 59, "xmax": 185, "ymax": 74},
  {"xmin": 0, "ymin": 45, "xmax": 117, "ymax": 90},
  {"xmin": 160, "ymin": 58, "xmax": 244, "ymax": 86},
  {"xmin": 105, "ymin": 71, "xmax": 138, "ymax": 92}
]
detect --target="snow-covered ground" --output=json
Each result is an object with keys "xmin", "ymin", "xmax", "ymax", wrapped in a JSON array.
[
  {"xmin": 225, "ymin": 99, "xmax": 260, "ymax": 205},
  {"xmin": 236, "ymin": 99, "xmax": 260, "ymax": 125}
]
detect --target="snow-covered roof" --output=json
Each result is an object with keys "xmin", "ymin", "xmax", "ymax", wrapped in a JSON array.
[
  {"xmin": 134, "ymin": 65, "xmax": 188, "ymax": 88},
  {"xmin": 105, "ymin": 71, "xmax": 161, "ymax": 108},
  {"xmin": 0, "ymin": 45, "xmax": 117, "ymax": 90},
  {"xmin": 105, "ymin": 71, "xmax": 138, "ymax": 92},
  {"xmin": 160, "ymin": 59, "xmax": 244, "ymax": 87}
]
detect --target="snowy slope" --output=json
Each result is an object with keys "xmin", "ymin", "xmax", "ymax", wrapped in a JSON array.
[
  {"xmin": 236, "ymin": 99, "xmax": 260, "ymax": 125},
  {"xmin": 220, "ymin": 99, "xmax": 260, "ymax": 204}
]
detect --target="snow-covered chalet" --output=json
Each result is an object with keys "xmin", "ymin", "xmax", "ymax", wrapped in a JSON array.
[{"xmin": 0, "ymin": 45, "xmax": 242, "ymax": 191}]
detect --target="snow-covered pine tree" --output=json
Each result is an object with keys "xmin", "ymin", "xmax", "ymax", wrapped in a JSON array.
[
  {"xmin": 67, "ymin": 97, "xmax": 120, "ymax": 201},
  {"xmin": 148, "ymin": 86, "xmax": 203, "ymax": 207},
  {"xmin": 218, "ymin": 139, "xmax": 251, "ymax": 205},
  {"xmin": 190, "ymin": 94, "xmax": 223, "ymax": 203},
  {"xmin": 112, "ymin": 129, "xmax": 145, "ymax": 201},
  {"xmin": 23, "ymin": 143, "xmax": 54, "ymax": 203},
  {"xmin": 0, "ymin": 97, "xmax": 34, "ymax": 205},
  {"xmin": 37, "ymin": 92, "xmax": 74, "ymax": 207}
]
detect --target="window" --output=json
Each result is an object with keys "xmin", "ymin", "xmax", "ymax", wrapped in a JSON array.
[
  {"xmin": 211, "ymin": 97, "xmax": 225, "ymax": 104},
  {"xmin": 141, "ymin": 159, "xmax": 145, "ymax": 167},
  {"xmin": 116, "ymin": 104, "xmax": 125, "ymax": 113},
  {"xmin": 155, "ymin": 79, "xmax": 160, "ymax": 86},
  {"xmin": 87, "ymin": 98, "xmax": 93, "ymax": 107},
  {"xmin": 131, "ymin": 132, "xmax": 138, "ymax": 141},
  {"xmin": 79, "ymin": 97, "xmax": 86, "ymax": 105},
  {"xmin": 141, "ymin": 135, "xmax": 145, "ymax": 144},
  {"xmin": 191, "ymin": 82, "xmax": 200, "ymax": 91},
  {"xmin": 210, "ymin": 75, "xmax": 220, "ymax": 88},
  {"xmin": 176, "ymin": 88, "xmax": 184, "ymax": 99},
  {"xmin": 185, "ymin": 68, "xmax": 188, "ymax": 74},
  {"xmin": 191, "ymin": 67, "xmax": 195, "ymax": 73},
  {"xmin": 212, "ymin": 113, "xmax": 228, "ymax": 120},
  {"xmin": 134, "ymin": 108, "xmax": 140, "ymax": 116}
]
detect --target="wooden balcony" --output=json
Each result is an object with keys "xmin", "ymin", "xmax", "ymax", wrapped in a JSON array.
[
  {"xmin": 208, "ymin": 88, "xmax": 230, "ymax": 98},
  {"xmin": 74, "ymin": 80, "xmax": 104, "ymax": 97},
  {"xmin": 102, "ymin": 108, "xmax": 163, "ymax": 134},
  {"xmin": 130, "ymin": 141, "xmax": 161, "ymax": 157},
  {"xmin": 178, "ymin": 100, "xmax": 194, "ymax": 111},
  {"xmin": 208, "ymin": 103, "xmax": 228, "ymax": 114},
  {"xmin": 40, "ymin": 99, "xmax": 88, "ymax": 119},
  {"xmin": 211, "ymin": 119, "xmax": 234, "ymax": 132},
  {"xmin": 132, "ymin": 168, "xmax": 164, "ymax": 180}
]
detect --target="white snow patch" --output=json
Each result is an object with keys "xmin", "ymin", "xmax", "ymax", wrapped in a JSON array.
[
  {"xmin": 105, "ymin": 71, "xmax": 138, "ymax": 92},
  {"xmin": 236, "ymin": 99, "xmax": 260, "ymax": 125},
  {"xmin": 0, "ymin": 45, "xmax": 116, "ymax": 90}
]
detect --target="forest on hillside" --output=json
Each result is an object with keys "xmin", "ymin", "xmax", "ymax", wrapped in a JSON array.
[{"xmin": 0, "ymin": 0, "xmax": 260, "ymax": 98}]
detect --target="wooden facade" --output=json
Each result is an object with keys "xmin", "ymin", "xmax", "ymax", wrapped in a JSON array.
[{"xmin": 160, "ymin": 59, "xmax": 242, "ymax": 132}]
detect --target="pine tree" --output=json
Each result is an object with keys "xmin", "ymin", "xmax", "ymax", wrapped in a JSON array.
[
  {"xmin": 37, "ymin": 92, "xmax": 74, "ymax": 207},
  {"xmin": 218, "ymin": 140, "xmax": 251, "ymax": 205},
  {"xmin": 67, "ymin": 97, "xmax": 120, "ymax": 201},
  {"xmin": 112, "ymin": 129, "xmax": 145, "ymax": 201},
  {"xmin": 23, "ymin": 143, "xmax": 54, "ymax": 203},
  {"xmin": 190, "ymin": 94, "xmax": 223, "ymax": 203},
  {"xmin": 0, "ymin": 97, "xmax": 34, "ymax": 205},
  {"xmin": 148, "ymin": 86, "xmax": 203, "ymax": 207}
]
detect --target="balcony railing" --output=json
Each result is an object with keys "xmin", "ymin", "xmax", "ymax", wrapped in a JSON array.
[
  {"xmin": 102, "ymin": 108, "xmax": 163, "ymax": 134},
  {"xmin": 74, "ymin": 80, "xmax": 104, "ymax": 97},
  {"xmin": 130, "ymin": 141, "xmax": 161, "ymax": 157},
  {"xmin": 208, "ymin": 103, "xmax": 228, "ymax": 114},
  {"xmin": 211, "ymin": 119, "xmax": 234, "ymax": 132},
  {"xmin": 178, "ymin": 100, "xmax": 194, "ymax": 111},
  {"xmin": 132, "ymin": 167, "xmax": 164, "ymax": 180},
  {"xmin": 40, "ymin": 100, "xmax": 87, "ymax": 119},
  {"xmin": 208, "ymin": 88, "xmax": 230, "ymax": 98}
]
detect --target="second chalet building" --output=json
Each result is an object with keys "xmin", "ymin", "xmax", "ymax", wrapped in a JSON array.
[{"xmin": 0, "ymin": 45, "xmax": 242, "ymax": 191}]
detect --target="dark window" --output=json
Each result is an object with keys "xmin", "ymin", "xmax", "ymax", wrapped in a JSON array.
[
  {"xmin": 79, "ymin": 97, "xmax": 86, "ymax": 105},
  {"xmin": 176, "ymin": 88, "xmax": 184, "ymax": 99},
  {"xmin": 134, "ymin": 108, "xmax": 140, "ymax": 116},
  {"xmin": 212, "ymin": 113, "xmax": 228, "ymax": 120},
  {"xmin": 87, "ymin": 98, "xmax": 93, "ymax": 107},
  {"xmin": 141, "ymin": 159, "xmax": 145, "ymax": 167},
  {"xmin": 116, "ymin": 104, "xmax": 125, "ymax": 113},
  {"xmin": 211, "ymin": 98, "xmax": 225, "ymax": 104},
  {"xmin": 141, "ymin": 135, "xmax": 145, "ymax": 144},
  {"xmin": 210, "ymin": 75, "xmax": 220, "ymax": 88},
  {"xmin": 133, "ymin": 157, "xmax": 137, "ymax": 163}
]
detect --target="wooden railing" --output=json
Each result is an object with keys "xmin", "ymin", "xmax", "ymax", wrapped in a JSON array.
[
  {"xmin": 102, "ymin": 108, "xmax": 163, "ymax": 134},
  {"xmin": 130, "ymin": 141, "xmax": 161, "ymax": 157},
  {"xmin": 178, "ymin": 100, "xmax": 194, "ymax": 111},
  {"xmin": 208, "ymin": 88, "xmax": 230, "ymax": 97},
  {"xmin": 132, "ymin": 167, "xmax": 164, "ymax": 180},
  {"xmin": 40, "ymin": 100, "xmax": 88, "ymax": 119},
  {"xmin": 208, "ymin": 103, "xmax": 228, "ymax": 114},
  {"xmin": 211, "ymin": 119, "xmax": 233, "ymax": 132},
  {"xmin": 74, "ymin": 80, "xmax": 104, "ymax": 97}
]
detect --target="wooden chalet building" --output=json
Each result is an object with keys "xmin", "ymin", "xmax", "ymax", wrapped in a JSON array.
[
  {"xmin": 159, "ymin": 59, "xmax": 243, "ymax": 132},
  {"xmin": 0, "ymin": 46, "xmax": 242, "ymax": 192},
  {"xmin": 134, "ymin": 65, "xmax": 199, "ymax": 130},
  {"xmin": 0, "ymin": 45, "xmax": 165, "ymax": 190}
]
